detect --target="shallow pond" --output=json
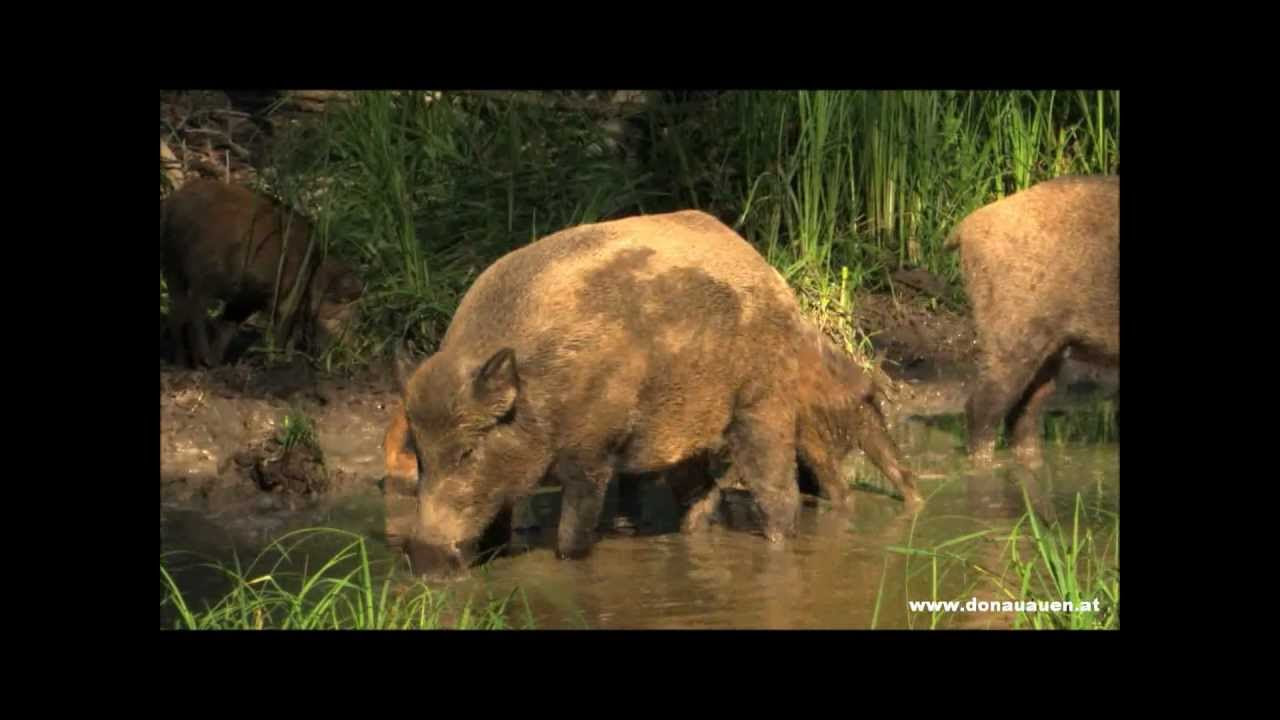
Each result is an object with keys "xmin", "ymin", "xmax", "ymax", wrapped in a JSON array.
[{"xmin": 160, "ymin": 410, "xmax": 1118, "ymax": 630}]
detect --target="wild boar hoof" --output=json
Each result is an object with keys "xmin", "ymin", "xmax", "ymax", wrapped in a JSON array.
[{"xmin": 556, "ymin": 544, "xmax": 594, "ymax": 560}]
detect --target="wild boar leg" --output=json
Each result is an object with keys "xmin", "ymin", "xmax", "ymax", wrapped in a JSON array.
[
  {"xmin": 207, "ymin": 296, "xmax": 257, "ymax": 366},
  {"xmin": 730, "ymin": 402, "xmax": 800, "ymax": 543},
  {"xmin": 796, "ymin": 425, "xmax": 852, "ymax": 511},
  {"xmin": 966, "ymin": 338, "xmax": 1061, "ymax": 463},
  {"xmin": 1007, "ymin": 354, "xmax": 1063, "ymax": 466},
  {"xmin": 171, "ymin": 291, "xmax": 216, "ymax": 368},
  {"xmin": 679, "ymin": 484, "xmax": 723, "ymax": 533},
  {"xmin": 182, "ymin": 293, "xmax": 218, "ymax": 368},
  {"xmin": 555, "ymin": 458, "xmax": 612, "ymax": 559},
  {"xmin": 166, "ymin": 279, "xmax": 194, "ymax": 368}
]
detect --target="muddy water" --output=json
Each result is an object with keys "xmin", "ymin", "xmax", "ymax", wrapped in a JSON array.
[
  {"xmin": 443, "ymin": 433, "xmax": 1117, "ymax": 629},
  {"xmin": 161, "ymin": 412, "xmax": 1118, "ymax": 630}
]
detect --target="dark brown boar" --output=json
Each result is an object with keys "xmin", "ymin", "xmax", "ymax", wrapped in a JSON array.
[
  {"xmin": 160, "ymin": 179, "xmax": 363, "ymax": 367},
  {"xmin": 396, "ymin": 210, "xmax": 919, "ymax": 577},
  {"xmin": 947, "ymin": 175, "xmax": 1119, "ymax": 464}
]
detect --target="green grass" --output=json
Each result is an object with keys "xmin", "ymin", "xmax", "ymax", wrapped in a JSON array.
[
  {"xmin": 878, "ymin": 484, "xmax": 1118, "ymax": 630},
  {"xmin": 162, "ymin": 90, "xmax": 1119, "ymax": 371},
  {"xmin": 1004, "ymin": 486, "xmax": 1119, "ymax": 629},
  {"xmin": 278, "ymin": 407, "xmax": 320, "ymax": 454},
  {"xmin": 727, "ymin": 90, "xmax": 1118, "ymax": 306},
  {"xmin": 1045, "ymin": 398, "xmax": 1119, "ymax": 446},
  {"xmin": 160, "ymin": 528, "xmax": 535, "ymax": 630},
  {"xmin": 255, "ymin": 91, "xmax": 669, "ymax": 366}
]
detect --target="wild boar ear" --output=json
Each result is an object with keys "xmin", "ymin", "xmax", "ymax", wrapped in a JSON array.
[
  {"xmin": 394, "ymin": 343, "xmax": 418, "ymax": 395},
  {"xmin": 474, "ymin": 348, "xmax": 519, "ymax": 419}
]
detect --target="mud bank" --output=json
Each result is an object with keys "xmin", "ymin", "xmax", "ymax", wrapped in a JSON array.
[{"xmin": 160, "ymin": 361, "xmax": 402, "ymax": 514}]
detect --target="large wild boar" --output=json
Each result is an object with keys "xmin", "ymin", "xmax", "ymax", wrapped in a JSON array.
[
  {"xmin": 947, "ymin": 175, "xmax": 1119, "ymax": 464},
  {"xmin": 160, "ymin": 180, "xmax": 364, "ymax": 367},
  {"xmin": 395, "ymin": 210, "xmax": 920, "ymax": 577}
]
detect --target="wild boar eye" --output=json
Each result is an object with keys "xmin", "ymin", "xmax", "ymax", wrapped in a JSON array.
[{"xmin": 458, "ymin": 447, "xmax": 474, "ymax": 463}]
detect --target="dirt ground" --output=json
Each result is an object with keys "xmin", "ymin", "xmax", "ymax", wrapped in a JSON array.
[{"xmin": 160, "ymin": 359, "xmax": 400, "ymax": 509}]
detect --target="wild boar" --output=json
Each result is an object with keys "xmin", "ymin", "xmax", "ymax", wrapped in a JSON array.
[
  {"xmin": 946, "ymin": 175, "xmax": 1119, "ymax": 464},
  {"xmin": 396, "ymin": 210, "xmax": 919, "ymax": 577},
  {"xmin": 160, "ymin": 179, "xmax": 363, "ymax": 367}
]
